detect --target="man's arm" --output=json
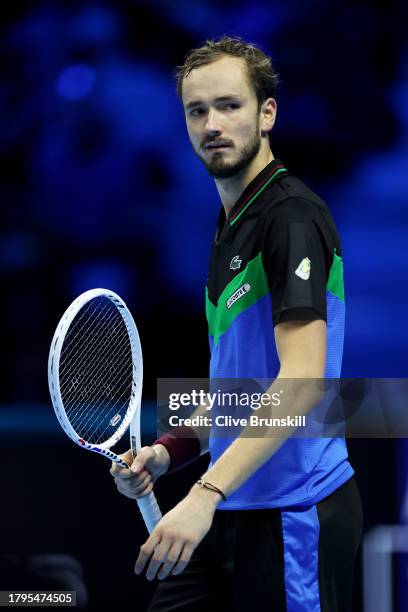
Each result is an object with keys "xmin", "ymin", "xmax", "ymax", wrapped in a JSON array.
[
  {"xmin": 199, "ymin": 317, "xmax": 326, "ymax": 497},
  {"xmin": 134, "ymin": 317, "xmax": 326, "ymax": 580}
]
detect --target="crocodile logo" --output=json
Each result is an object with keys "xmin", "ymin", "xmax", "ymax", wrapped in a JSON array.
[{"xmin": 230, "ymin": 255, "xmax": 242, "ymax": 271}]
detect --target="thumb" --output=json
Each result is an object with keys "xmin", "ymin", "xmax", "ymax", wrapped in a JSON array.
[{"xmin": 130, "ymin": 446, "xmax": 154, "ymax": 474}]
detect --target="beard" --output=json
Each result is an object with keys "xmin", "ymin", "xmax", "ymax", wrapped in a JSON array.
[{"xmin": 199, "ymin": 129, "xmax": 261, "ymax": 179}]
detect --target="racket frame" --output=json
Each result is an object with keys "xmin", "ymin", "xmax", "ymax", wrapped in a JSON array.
[
  {"xmin": 48, "ymin": 288, "xmax": 143, "ymax": 460},
  {"xmin": 48, "ymin": 288, "xmax": 162, "ymax": 533}
]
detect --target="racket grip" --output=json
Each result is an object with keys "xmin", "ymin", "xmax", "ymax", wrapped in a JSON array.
[{"xmin": 136, "ymin": 492, "xmax": 162, "ymax": 534}]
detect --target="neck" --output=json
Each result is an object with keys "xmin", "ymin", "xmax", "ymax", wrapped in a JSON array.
[{"xmin": 215, "ymin": 146, "xmax": 275, "ymax": 217}]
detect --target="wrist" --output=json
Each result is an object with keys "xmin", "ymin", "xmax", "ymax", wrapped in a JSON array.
[
  {"xmin": 152, "ymin": 427, "xmax": 201, "ymax": 473},
  {"xmin": 152, "ymin": 443, "xmax": 171, "ymax": 475},
  {"xmin": 189, "ymin": 482, "xmax": 222, "ymax": 511}
]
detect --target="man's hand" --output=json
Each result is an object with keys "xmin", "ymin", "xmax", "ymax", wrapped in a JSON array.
[
  {"xmin": 134, "ymin": 486, "xmax": 220, "ymax": 581},
  {"xmin": 110, "ymin": 445, "xmax": 170, "ymax": 499}
]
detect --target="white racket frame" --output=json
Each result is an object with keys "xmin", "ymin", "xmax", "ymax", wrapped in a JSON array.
[{"xmin": 48, "ymin": 288, "xmax": 162, "ymax": 534}]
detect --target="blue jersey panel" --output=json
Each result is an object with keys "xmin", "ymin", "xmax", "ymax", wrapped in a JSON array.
[
  {"xmin": 208, "ymin": 289, "xmax": 354, "ymax": 509},
  {"xmin": 209, "ymin": 294, "xmax": 280, "ymax": 379},
  {"xmin": 325, "ymin": 291, "xmax": 345, "ymax": 377}
]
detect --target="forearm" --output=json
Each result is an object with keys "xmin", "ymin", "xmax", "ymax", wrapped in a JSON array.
[
  {"xmin": 153, "ymin": 401, "xmax": 210, "ymax": 473},
  {"xmin": 201, "ymin": 375, "xmax": 323, "ymax": 499}
]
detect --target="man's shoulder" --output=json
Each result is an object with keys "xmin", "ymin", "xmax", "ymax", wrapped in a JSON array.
[
  {"xmin": 261, "ymin": 173, "xmax": 335, "ymax": 229},
  {"xmin": 259, "ymin": 174, "xmax": 342, "ymax": 256}
]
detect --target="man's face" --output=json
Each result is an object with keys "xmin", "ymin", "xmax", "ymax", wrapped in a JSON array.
[{"xmin": 182, "ymin": 56, "xmax": 262, "ymax": 179}]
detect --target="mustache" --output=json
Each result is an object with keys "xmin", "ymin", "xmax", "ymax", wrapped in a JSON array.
[{"xmin": 200, "ymin": 137, "xmax": 234, "ymax": 150}]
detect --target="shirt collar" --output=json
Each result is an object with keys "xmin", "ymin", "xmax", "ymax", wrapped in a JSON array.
[{"xmin": 215, "ymin": 159, "xmax": 288, "ymax": 238}]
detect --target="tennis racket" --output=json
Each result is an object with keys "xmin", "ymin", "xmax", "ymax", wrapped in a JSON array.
[{"xmin": 48, "ymin": 287, "xmax": 162, "ymax": 534}]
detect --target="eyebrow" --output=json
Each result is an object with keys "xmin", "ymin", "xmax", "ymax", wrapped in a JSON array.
[{"xmin": 185, "ymin": 95, "xmax": 242, "ymax": 110}]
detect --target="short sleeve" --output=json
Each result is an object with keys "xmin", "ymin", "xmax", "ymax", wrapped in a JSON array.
[{"xmin": 262, "ymin": 199, "xmax": 332, "ymax": 326}]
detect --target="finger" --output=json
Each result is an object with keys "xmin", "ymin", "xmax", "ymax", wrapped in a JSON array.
[
  {"xmin": 146, "ymin": 539, "xmax": 172, "ymax": 581},
  {"xmin": 115, "ymin": 472, "xmax": 151, "ymax": 496},
  {"xmin": 114, "ymin": 469, "xmax": 149, "ymax": 487},
  {"xmin": 131, "ymin": 447, "xmax": 154, "ymax": 474},
  {"xmin": 115, "ymin": 470, "xmax": 150, "ymax": 488},
  {"xmin": 171, "ymin": 543, "xmax": 195, "ymax": 576},
  {"xmin": 132, "ymin": 475, "xmax": 152, "ymax": 494},
  {"xmin": 136, "ymin": 482, "xmax": 154, "ymax": 498},
  {"xmin": 110, "ymin": 465, "xmax": 135, "ymax": 479},
  {"xmin": 157, "ymin": 541, "xmax": 183, "ymax": 580},
  {"xmin": 135, "ymin": 532, "xmax": 161, "ymax": 576},
  {"xmin": 110, "ymin": 461, "xmax": 124, "ymax": 477},
  {"xmin": 116, "ymin": 481, "xmax": 153, "ymax": 499},
  {"xmin": 113, "ymin": 465, "xmax": 149, "ymax": 482}
]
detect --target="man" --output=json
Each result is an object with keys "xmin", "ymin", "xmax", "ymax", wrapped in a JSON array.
[{"xmin": 111, "ymin": 37, "xmax": 363, "ymax": 611}]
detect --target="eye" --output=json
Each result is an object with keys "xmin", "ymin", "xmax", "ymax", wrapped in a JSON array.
[
  {"xmin": 189, "ymin": 108, "xmax": 205, "ymax": 117},
  {"xmin": 222, "ymin": 102, "xmax": 240, "ymax": 111}
]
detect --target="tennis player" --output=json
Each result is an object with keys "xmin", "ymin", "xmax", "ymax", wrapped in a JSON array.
[{"xmin": 111, "ymin": 37, "xmax": 363, "ymax": 611}]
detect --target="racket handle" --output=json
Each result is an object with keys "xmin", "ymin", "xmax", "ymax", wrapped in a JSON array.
[
  {"xmin": 113, "ymin": 456, "xmax": 161, "ymax": 532},
  {"xmin": 136, "ymin": 492, "xmax": 162, "ymax": 534}
]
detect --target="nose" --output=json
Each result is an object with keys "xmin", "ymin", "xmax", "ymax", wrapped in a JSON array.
[{"xmin": 204, "ymin": 108, "xmax": 222, "ymax": 135}]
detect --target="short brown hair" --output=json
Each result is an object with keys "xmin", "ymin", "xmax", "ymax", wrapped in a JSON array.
[{"xmin": 175, "ymin": 36, "xmax": 279, "ymax": 107}]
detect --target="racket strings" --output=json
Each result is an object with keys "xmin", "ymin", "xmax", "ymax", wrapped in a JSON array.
[
  {"xmin": 62, "ymin": 309, "xmax": 133, "ymax": 433},
  {"xmin": 60, "ymin": 302, "xmax": 127, "ymax": 428},
  {"xmin": 59, "ymin": 299, "xmax": 114, "ymax": 379},
  {"xmin": 59, "ymin": 296, "xmax": 135, "ymax": 445},
  {"xmin": 60, "ymin": 300, "xmax": 127, "ymax": 394},
  {"xmin": 62, "ymin": 320, "xmax": 132, "ymax": 443},
  {"xmin": 62, "ymin": 317, "xmax": 129, "ymax": 412},
  {"xmin": 67, "ymin": 330, "xmax": 136, "ymax": 443}
]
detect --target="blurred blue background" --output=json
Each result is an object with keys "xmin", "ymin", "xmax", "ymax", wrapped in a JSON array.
[{"xmin": 1, "ymin": 0, "xmax": 407, "ymax": 610}]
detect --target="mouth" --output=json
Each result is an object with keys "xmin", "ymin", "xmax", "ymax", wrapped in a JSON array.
[{"xmin": 204, "ymin": 141, "xmax": 232, "ymax": 152}]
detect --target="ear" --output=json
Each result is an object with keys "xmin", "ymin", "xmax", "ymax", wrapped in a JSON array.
[{"xmin": 260, "ymin": 97, "xmax": 277, "ymax": 137}]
